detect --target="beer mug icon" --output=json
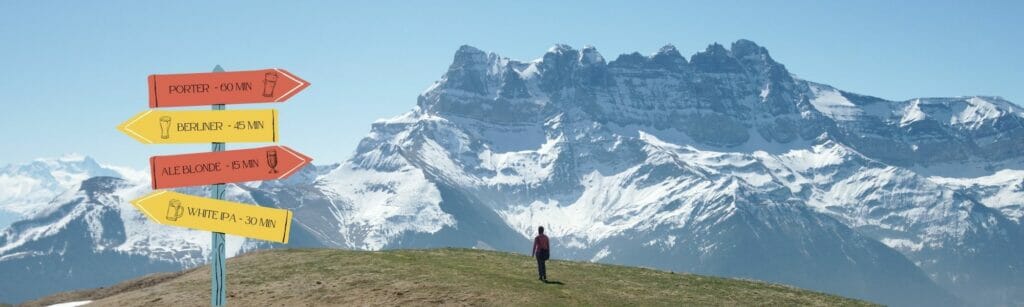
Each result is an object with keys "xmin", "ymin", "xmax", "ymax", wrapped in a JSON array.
[
  {"xmin": 159, "ymin": 116, "xmax": 172, "ymax": 139},
  {"xmin": 166, "ymin": 199, "xmax": 184, "ymax": 221},
  {"xmin": 263, "ymin": 72, "xmax": 278, "ymax": 98}
]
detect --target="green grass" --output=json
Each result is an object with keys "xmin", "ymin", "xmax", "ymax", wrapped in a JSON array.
[{"xmin": 30, "ymin": 248, "xmax": 878, "ymax": 306}]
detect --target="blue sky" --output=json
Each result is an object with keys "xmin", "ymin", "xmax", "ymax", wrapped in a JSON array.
[{"xmin": 1, "ymin": 1, "xmax": 1021, "ymax": 168}]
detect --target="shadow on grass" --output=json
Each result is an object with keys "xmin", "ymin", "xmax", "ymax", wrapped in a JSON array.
[{"xmin": 543, "ymin": 280, "xmax": 565, "ymax": 285}]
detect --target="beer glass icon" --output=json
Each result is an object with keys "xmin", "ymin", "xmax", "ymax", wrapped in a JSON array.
[
  {"xmin": 159, "ymin": 116, "xmax": 172, "ymax": 139},
  {"xmin": 166, "ymin": 199, "xmax": 184, "ymax": 222},
  {"xmin": 267, "ymin": 149, "xmax": 278, "ymax": 174},
  {"xmin": 263, "ymin": 72, "xmax": 278, "ymax": 98}
]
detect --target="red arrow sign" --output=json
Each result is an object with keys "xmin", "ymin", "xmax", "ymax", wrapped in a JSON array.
[
  {"xmin": 148, "ymin": 69, "xmax": 309, "ymax": 107},
  {"xmin": 149, "ymin": 146, "xmax": 312, "ymax": 189}
]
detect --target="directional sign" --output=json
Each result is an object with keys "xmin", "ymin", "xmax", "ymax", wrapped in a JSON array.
[
  {"xmin": 150, "ymin": 146, "xmax": 312, "ymax": 189},
  {"xmin": 149, "ymin": 69, "xmax": 309, "ymax": 107},
  {"xmin": 132, "ymin": 191, "xmax": 292, "ymax": 243},
  {"xmin": 118, "ymin": 109, "xmax": 277, "ymax": 144}
]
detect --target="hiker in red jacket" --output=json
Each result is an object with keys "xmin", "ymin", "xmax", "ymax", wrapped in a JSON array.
[{"xmin": 532, "ymin": 226, "xmax": 550, "ymax": 281}]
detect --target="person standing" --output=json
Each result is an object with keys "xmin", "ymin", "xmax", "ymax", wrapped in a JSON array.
[{"xmin": 532, "ymin": 226, "xmax": 550, "ymax": 281}]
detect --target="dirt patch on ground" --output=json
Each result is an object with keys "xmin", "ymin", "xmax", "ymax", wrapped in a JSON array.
[{"xmin": 20, "ymin": 269, "xmax": 191, "ymax": 307}]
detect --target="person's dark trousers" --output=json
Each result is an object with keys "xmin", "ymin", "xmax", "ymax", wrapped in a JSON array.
[{"xmin": 536, "ymin": 249, "xmax": 549, "ymax": 280}]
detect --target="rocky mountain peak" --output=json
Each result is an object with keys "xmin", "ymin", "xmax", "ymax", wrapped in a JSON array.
[
  {"xmin": 451, "ymin": 45, "xmax": 488, "ymax": 66},
  {"xmin": 579, "ymin": 45, "xmax": 605, "ymax": 66},
  {"xmin": 690, "ymin": 42, "xmax": 744, "ymax": 73},
  {"xmin": 441, "ymin": 45, "xmax": 499, "ymax": 95},
  {"xmin": 730, "ymin": 39, "xmax": 772, "ymax": 61},
  {"xmin": 649, "ymin": 44, "xmax": 688, "ymax": 70}
]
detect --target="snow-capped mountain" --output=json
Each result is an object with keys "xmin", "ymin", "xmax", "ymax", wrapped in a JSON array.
[
  {"xmin": 0, "ymin": 163, "xmax": 335, "ymax": 303},
  {"xmin": 2, "ymin": 40, "xmax": 1022, "ymax": 306},
  {"xmin": 0, "ymin": 154, "xmax": 143, "ymax": 228},
  {"xmin": 0, "ymin": 175, "xmax": 259, "ymax": 302},
  {"xmin": 306, "ymin": 41, "xmax": 1021, "ymax": 306}
]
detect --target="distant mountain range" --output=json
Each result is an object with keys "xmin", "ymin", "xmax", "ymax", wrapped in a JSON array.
[
  {"xmin": 0, "ymin": 154, "xmax": 132, "ymax": 227},
  {"xmin": 2, "ymin": 40, "xmax": 1023, "ymax": 306}
]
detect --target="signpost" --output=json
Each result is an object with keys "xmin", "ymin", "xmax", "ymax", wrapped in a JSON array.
[
  {"xmin": 117, "ymin": 109, "xmax": 278, "ymax": 144},
  {"xmin": 208, "ymin": 66, "xmax": 229, "ymax": 307},
  {"xmin": 149, "ymin": 145, "xmax": 312, "ymax": 189},
  {"xmin": 149, "ymin": 68, "xmax": 309, "ymax": 107},
  {"xmin": 131, "ymin": 190, "xmax": 293, "ymax": 243},
  {"xmin": 121, "ymin": 65, "xmax": 309, "ymax": 306}
]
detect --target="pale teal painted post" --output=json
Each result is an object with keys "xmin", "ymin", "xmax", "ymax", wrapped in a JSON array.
[{"xmin": 210, "ymin": 65, "xmax": 228, "ymax": 307}]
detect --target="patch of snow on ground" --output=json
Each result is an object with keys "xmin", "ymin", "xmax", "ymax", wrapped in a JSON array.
[
  {"xmin": 46, "ymin": 301, "xmax": 92, "ymax": 307},
  {"xmin": 900, "ymin": 99, "xmax": 927, "ymax": 127},
  {"xmin": 928, "ymin": 169, "xmax": 1024, "ymax": 220},
  {"xmin": 809, "ymin": 84, "xmax": 861, "ymax": 120},
  {"xmin": 320, "ymin": 161, "xmax": 454, "ymax": 250},
  {"xmin": 591, "ymin": 246, "xmax": 610, "ymax": 262},
  {"xmin": 953, "ymin": 97, "xmax": 1002, "ymax": 129},
  {"xmin": 881, "ymin": 238, "xmax": 924, "ymax": 252}
]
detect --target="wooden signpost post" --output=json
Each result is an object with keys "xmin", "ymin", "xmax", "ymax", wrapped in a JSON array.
[{"xmin": 119, "ymin": 65, "xmax": 309, "ymax": 306}]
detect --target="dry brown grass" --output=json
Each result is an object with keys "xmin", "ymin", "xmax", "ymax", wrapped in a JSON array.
[{"xmin": 26, "ymin": 248, "xmax": 879, "ymax": 306}]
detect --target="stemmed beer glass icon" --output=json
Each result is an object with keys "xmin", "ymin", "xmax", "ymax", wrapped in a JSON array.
[{"xmin": 267, "ymin": 150, "xmax": 278, "ymax": 174}]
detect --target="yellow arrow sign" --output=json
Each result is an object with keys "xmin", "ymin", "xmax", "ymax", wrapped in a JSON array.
[
  {"xmin": 131, "ymin": 191, "xmax": 292, "ymax": 243},
  {"xmin": 117, "ymin": 109, "xmax": 278, "ymax": 144}
]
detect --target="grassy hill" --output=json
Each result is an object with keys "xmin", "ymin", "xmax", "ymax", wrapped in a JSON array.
[{"xmin": 26, "ymin": 248, "xmax": 877, "ymax": 306}]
